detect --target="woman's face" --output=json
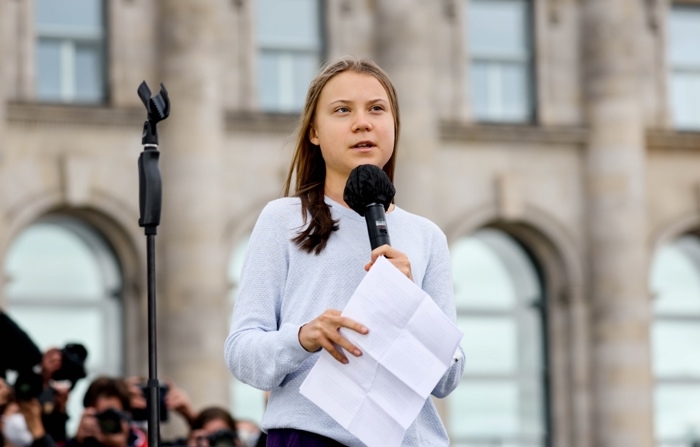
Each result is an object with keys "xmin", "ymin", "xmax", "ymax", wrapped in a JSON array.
[{"xmin": 309, "ymin": 71, "xmax": 395, "ymax": 186}]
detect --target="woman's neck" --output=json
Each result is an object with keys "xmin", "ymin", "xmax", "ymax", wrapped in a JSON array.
[{"xmin": 324, "ymin": 175, "xmax": 349, "ymax": 207}]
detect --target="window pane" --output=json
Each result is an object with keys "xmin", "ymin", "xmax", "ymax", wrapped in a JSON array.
[
  {"xmin": 669, "ymin": 73, "xmax": 700, "ymax": 130},
  {"xmin": 258, "ymin": 52, "xmax": 280, "ymax": 111},
  {"xmin": 258, "ymin": 51, "xmax": 317, "ymax": 112},
  {"xmin": 460, "ymin": 317, "xmax": 516, "ymax": 374},
  {"xmin": 228, "ymin": 235, "xmax": 267, "ymax": 426},
  {"xmin": 669, "ymin": 7, "xmax": 700, "ymax": 68},
  {"xmin": 4, "ymin": 217, "xmax": 122, "ymax": 436},
  {"xmin": 7, "ymin": 306, "xmax": 105, "ymax": 367},
  {"xmin": 668, "ymin": 6, "xmax": 700, "ymax": 131},
  {"xmin": 451, "ymin": 381, "xmax": 519, "ymax": 437},
  {"xmin": 655, "ymin": 385, "xmax": 700, "ymax": 442},
  {"xmin": 35, "ymin": 0, "xmax": 103, "ymax": 33},
  {"xmin": 653, "ymin": 322, "xmax": 700, "ymax": 377},
  {"xmin": 501, "ymin": 63, "xmax": 529, "ymax": 121},
  {"xmin": 469, "ymin": 0, "xmax": 529, "ymax": 59},
  {"xmin": 466, "ymin": 0, "xmax": 532, "ymax": 123},
  {"xmin": 75, "ymin": 43, "xmax": 104, "ymax": 102},
  {"xmin": 651, "ymin": 236, "xmax": 700, "ymax": 315},
  {"xmin": 292, "ymin": 53, "xmax": 318, "ymax": 107},
  {"xmin": 6, "ymin": 223, "xmax": 104, "ymax": 299},
  {"xmin": 36, "ymin": 39, "xmax": 63, "ymax": 101},
  {"xmin": 256, "ymin": 0, "xmax": 320, "ymax": 112},
  {"xmin": 451, "ymin": 229, "xmax": 546, "ymax": 445},
  {"xmin": 451, "ymin": 236, "xmax": 517, "ymax": 309},
  {"xmin": 257, "ymin": 0, "xmax": 320, "ymax": 49}
]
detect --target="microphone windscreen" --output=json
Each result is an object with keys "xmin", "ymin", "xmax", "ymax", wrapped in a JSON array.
[{"xmin": 343, "ymin": 164, "xmax": 396, "ymax": 216}]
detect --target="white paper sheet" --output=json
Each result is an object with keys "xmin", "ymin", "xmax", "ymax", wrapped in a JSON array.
[{"xmin": 299, "ymin": 256, "xmax": 463, "ymax": 447}]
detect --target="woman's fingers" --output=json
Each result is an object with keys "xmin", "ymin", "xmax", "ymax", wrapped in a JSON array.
[
  {"xmin": 299, "ymin": 310, "xmax": 369, "ymax": 363},
  {"xmin": 366, "ymin": 245, "xmax": 413, "ymax": 280}
]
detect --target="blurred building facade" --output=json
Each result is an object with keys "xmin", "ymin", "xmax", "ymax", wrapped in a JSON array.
[{"xmin": 1, "ymin": 0, "xmax": 700, "ymax": 446}]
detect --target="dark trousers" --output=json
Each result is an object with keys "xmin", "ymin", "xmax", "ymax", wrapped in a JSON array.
[{"xmin": 266, "ymin": 429, "xmax": 347, "ymax": 447}]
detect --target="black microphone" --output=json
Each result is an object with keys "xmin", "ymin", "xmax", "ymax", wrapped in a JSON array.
[{"xmin": 343, "ymin": 164, "xmax": 396, "ymax": 250}]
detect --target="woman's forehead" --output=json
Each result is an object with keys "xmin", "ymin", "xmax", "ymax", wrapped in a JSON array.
[{"xmin": 319, "ymin": 71, "xmax": 390, "ymax": 103}]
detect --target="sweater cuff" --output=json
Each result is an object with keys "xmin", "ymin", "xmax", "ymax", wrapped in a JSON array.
[{"xmin": 280, "ymin": 322, "xmax": 316, "ymax": 365}]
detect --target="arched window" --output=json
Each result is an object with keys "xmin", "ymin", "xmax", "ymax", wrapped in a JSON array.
[
  {"xmin": 650, "ymin": 235, "xmax": 700, "ymax": 446},
  {"xmin": 449, "ymin": 228, "xmax": 548, "ymax": 446},
  {"xmin": 35, "ymin": 0, "xmax": 107, "ymax": 103},
  {"xmin": 227, "ymin": 234, "xmax": 268, "ymax": 423},
  {"xmin": 4, "ymin": 215, "xmax": 123, "ymax": 433}
]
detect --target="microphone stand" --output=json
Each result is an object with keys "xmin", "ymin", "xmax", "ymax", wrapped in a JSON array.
[{"xmin": 137, "ymin": 81, "xmax": 170, "ymax": 447}]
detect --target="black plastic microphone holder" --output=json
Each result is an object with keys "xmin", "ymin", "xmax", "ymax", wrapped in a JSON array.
[{"xmin": 137, "ymin": 81, "xmax": 170, "ymax": 447}]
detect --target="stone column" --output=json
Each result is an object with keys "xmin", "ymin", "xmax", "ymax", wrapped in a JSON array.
[
  {"xmin": 0, "ymin": 0, "xmax": 6, "ymax": 159},
  {"xmin": 581, "ymin": 1, "xmax": 654, "ymax": 446},
  {"xmin": 374, "ymin": 0, "xmax": 441, "ymax": 219},
  {"xmin": 157, "ymin": 0, "xmax": 229, "ymax": 408}
]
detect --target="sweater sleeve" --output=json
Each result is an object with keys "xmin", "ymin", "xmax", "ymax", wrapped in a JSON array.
[
  {"xmin": 421, "ymin": 227, "xmax": 465, "ymax": 398},
  {"xmin": 224, "ymin": 201, "xmax": 315, "ymax": 390}
]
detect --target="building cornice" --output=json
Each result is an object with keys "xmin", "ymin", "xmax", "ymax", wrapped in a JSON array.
[
  {"xmin": 8, "ymin": 104, "xmax": 699, "ymax": 152},
  {"xmin": 646, "ymin": 129, "xmax": 700, "ymax": 151},
  {"xmin": 7, "ymin": 102, "xmax": 143, "ymax": 127},
  {"xmin": 439, "ymin": 121, "xmax": 589, "ymax": 146},
  {"xmin": 225, "ymin": 110, "xmax": 299, "ymax": 134}
]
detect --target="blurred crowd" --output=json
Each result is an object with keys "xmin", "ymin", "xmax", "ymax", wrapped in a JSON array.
[{"xmin": 0, "ymin": 311, "xmax": 266, "ymax": 447}]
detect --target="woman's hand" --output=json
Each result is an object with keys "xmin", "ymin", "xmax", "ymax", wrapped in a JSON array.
[
  {"xmin": 75, "ymin": 408, "xmax": 99, "ymax": 443},
  {"xmin": 298, "ymin": 310, "xmax": 369, "ymax": 364},
  {"xmin": 17, "ymin": 399, "xmax": 45, "ymax": 439},
  {"xmin": 164, "ymin": 378, "xmax": 197, "ymax": 426},
  {"xmin": 0, "ymin": 378, "xmax": 10, "ymax": 407},
  {"xmin": 364, "ymin": 245, "xmax": 413, "ymax": 280}
]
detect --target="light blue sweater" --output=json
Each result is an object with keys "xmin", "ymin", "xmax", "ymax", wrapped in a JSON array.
[{"xmin": 224, "ymin": 196, "xmax": 465, "ymax": 446}]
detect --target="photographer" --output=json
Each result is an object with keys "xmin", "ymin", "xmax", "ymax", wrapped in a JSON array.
[
  {"xmin": 186, "ymin": 408, "xmax": 240, "ymax": 447},
  {"xmin": 124, "ymin": 377, "xmax": 196, "ymax": 430},
  {"xmin": 37, "ymin": 345, "xmax": 87, "ymax": 445},
  {"xmin": 1, "ymin": 311, "xmax": 88, "ymax": 447},
  {"xmin": 65, "ymin": 378, "xmax": 145, "ymax": 447},
  {"xmin": 1, "ymin": 381, "xmax": 56, "ymax": 447}
]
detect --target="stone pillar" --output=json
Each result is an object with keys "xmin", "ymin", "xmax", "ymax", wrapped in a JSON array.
[
  {"xmin": 581, "ymin": 1, "xmax": 654, "ymax": 446},
  {"xmin": 374, "ymin": 0, "xmax": 440, "ymax": 218},
  {"xmin": 0, "ymin": 0, "xmax": 6, "ymax": 159},
  {"xmin": 157, "ymin": 0, "xmax": 229, "ymax": 409}
]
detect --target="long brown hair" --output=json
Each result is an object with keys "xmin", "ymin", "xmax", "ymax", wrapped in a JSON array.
[{"xmin": 283, "ymin": 56, "xmax": 401, "ymax": 255}]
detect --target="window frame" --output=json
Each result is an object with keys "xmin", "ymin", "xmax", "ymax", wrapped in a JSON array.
[
  {"xmin": 465, "ymin": 0, "xmax": 537, "ymax": 124},
  {"xmin": 449, "ymin": 228, "xmax": 551, "ymax": 447},
  {"xmin": 34, "ymin": 0, "xmax": 109, "ymax": 104}
]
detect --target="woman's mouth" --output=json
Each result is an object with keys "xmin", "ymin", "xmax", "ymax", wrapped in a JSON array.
[{"xmin": 352, "ymin": 141, "xmax": 376, "ymax": 149}]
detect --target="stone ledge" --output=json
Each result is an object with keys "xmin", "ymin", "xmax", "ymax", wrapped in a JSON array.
[
  {"xmin": 646, "ymin": 129, "xmax": 700, "ymax": 151},
  {"xmin": 439, "ymin": 121, "xmax": 589, "ymax": 145},
  {"xmin": 225, "ymin": 110, "xmax": 299, "ymax": 134},
  {"xmin": 8, "ymin": 102, "xmax": 143, "ymax": 127}
]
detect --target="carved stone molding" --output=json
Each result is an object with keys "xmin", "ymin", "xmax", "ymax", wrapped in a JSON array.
[
  {"xmin": 440, "ymin": 121, "xmax": 588, "ymax": 145},
  {"xmin": 646, "ymin": 129, "xmax": 700, "ymax": 151},
  {"xmin": 7, "ymin": 102, "xmax": 143, "ymax": 127},
  {"xmin": 225, "ymin": 110, "xmax": 298, "ymax": 134}
]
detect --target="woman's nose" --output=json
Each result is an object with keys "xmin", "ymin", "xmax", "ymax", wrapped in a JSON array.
[{"xmin": 352, "ymin": 112, "xmax": 372, "ymax": 132}]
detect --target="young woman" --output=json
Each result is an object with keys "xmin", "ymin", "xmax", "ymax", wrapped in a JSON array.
[{"xmin": 224, "ymin": 56, "xmax": 464, "ymax": 446}]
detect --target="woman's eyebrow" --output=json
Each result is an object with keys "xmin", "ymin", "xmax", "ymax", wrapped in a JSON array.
[{"xmin": 328, "ymin": 98, "xmax": 388, "ymax": 106}]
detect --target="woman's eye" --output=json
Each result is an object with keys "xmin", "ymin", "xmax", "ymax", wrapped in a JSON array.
[
  {"xmin": 370, "ymin": 105, "xmax": 385, "ymax": 112},
  {"xmin": 335, "ymin": 107, "xmax": 349, "ymax": 113}
]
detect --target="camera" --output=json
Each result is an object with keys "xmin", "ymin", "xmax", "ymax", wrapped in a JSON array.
[
  {"xmin": 95, "ymin": 408, "xmax": 128, "ymax": 435},
  {"xmin": 206, "ymin": 430, "xmax": 238, "ymax": 447},
  {"xmin": 52, "ymin": 343, "xmax": 88, "ymax": 388},
  {"xmin": 13, "ymin": 343, "xmax": 88, "ymax": 403},
  {"xmin": 13, "ymin": 371, "xmax": 45, "ymax": 402}
]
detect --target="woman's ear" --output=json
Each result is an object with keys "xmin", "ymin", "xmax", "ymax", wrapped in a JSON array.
[{"xmin": 309, "ymin": 125, "xmax": 320, "ymax": 146}]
